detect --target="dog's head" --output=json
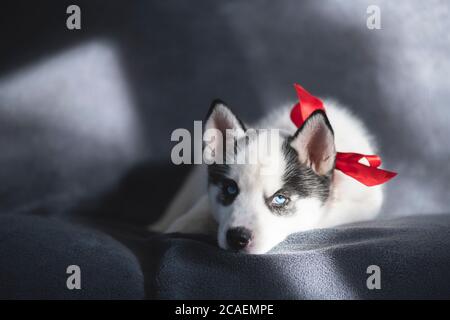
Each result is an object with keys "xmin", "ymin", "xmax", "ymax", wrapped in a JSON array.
[{"xmin": 204, "ymin": 100, "xmax": 336, "ymax": 254}]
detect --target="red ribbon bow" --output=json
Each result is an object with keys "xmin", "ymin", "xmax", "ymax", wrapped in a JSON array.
[{"xmin": 290, "ymin": 83, "xmax": 397, "ymax": 186}]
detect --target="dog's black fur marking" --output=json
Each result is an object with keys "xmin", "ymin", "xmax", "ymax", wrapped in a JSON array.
[
  {"xmin": 208, "ymin": 163, "xmax": 230, "ymax": 185},
  {"xmin": 207, "ymin": 164, "xmax": 239, "ymax": 206},
  {"xmin": 281, "ymin": 138, "xmax": 332, "ymax": 205}
]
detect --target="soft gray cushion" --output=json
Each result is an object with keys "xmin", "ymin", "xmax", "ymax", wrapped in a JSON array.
[
  {"xmin": 0, "ymin": 214, "xmax": 145, "ymax": 299},
  {"xmin": 145, "ymin": 214, "xmax": 450, "ymax": 299}
]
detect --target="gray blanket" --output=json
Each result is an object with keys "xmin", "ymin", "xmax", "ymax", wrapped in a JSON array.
[{"xmin": 144, "ymin": 214, "xmax": 450, "ymax": 299}]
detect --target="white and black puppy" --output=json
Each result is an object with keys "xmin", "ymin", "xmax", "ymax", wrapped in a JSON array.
[{"xmin": 152, "ymin": 99, "xmax": 382, "ymax": 254}]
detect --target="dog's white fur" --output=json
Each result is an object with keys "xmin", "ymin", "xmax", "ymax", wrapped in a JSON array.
[{"xmin": 151, "ymin": 100, "xmax": 383, "ymax": 254}]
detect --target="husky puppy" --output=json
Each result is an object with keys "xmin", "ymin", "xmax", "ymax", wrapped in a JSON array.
[{"xmin": 152, "ymin": 99, "xmax": 383, "ymax": 254}]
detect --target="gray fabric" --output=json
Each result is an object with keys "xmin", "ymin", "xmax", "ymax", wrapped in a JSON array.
[
  {"xmin": 147, "ymin": 214, "xmax": 450, "ymax": 299},
  {"xmin": 0, "ymin": 214, "xmax": 145, "ymax": 299}
]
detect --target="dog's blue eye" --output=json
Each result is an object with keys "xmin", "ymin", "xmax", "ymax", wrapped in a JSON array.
[
  {"xmin": 272, "ymin": 195, "xmax": 287, "ymax": 206},
  {"xmin": 226, "ymin": 184, "xmax": 237, "ymax": 195}
]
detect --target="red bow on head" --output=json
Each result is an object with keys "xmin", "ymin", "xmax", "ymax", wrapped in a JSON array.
[{"xmin": 290, "ymin": 83, "xmax": 397, "ymax": 187}]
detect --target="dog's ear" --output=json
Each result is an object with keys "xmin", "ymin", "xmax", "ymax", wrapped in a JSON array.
[
  {"xmin": 203, "ymin": 100, "xmax": 246, "ymax": 163},
  {"xmin": 290, "ymin": 110, "xmax": 336, "ymax": 176},
  {"xmin": 204, "ymin": 99, "xmax": 246, "ymax": 136}
]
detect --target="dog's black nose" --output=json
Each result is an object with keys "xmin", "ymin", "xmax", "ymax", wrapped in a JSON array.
[{"xmin": 226, "ymin": 227, "xmax": 252, "ymax": 250}]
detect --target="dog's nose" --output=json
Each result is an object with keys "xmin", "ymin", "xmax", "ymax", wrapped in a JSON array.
[{"xmin": 226, "ymin": 227, "xmax": 252, "ymax": 250}]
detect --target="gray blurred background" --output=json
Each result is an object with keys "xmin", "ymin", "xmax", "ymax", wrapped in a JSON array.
[{"xmin": 0, "ymin": 0, "xmax": 449, "ymax": 223}]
